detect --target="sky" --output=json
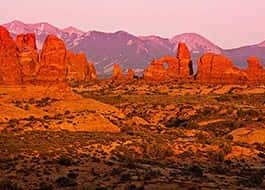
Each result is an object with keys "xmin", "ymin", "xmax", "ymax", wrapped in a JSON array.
[{"xmin": 1, "ymin": 0, "xmax": 265, "ymax": 48}]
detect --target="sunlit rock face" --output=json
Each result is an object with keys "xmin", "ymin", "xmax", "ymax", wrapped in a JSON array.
[
  {"xmin": 245, "ymin": 56, "xmax": 265, "ymax": 83},
  {"xmin": 144, "ymin": 42, "xmax": 193, "ymax": 81},
  {"xmin": 16, "ymin": 33, "xmax": 39, "ymax": 82},
  {"xmin": 112, "ymin": 64, "xmax": 124, "ymax": 80},
  {"xmin": 196, "ymin": 53, "xmax": 247, "ymax": 84},
  {"xmin": 37, "ymin": 35, "xmax": 67, "ymax": 82},
  {"xmin": 0, "ymin": 26, "xmax": 22, "ymax": 84}
]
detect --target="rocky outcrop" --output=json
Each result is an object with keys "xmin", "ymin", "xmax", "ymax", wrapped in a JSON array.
[
  {"xmin": 112, "ymin": 64, "xmax": 124, "ymax": 80},
  {"xmin": 245, "ymin": 57, "xmax": 265, "ymax": 83},
  {"xmin": 0, "ymin": 26, "xmax": 97, "ymax": 85},
  {"xmin": 0, "ymin": 26, "xmax": 22, "ymax": 84},
  {"xmin": 177, "ymin": 42, "xmax": 191, "ymax": 60},
  {"xmin": 126, "ymin": 69, "xmax": 135, "ymax": 80},
  {"xmin": 66, "ymin": 52, "xmax": 88, "ymax": 81},
  {"xmin": 196, "ymin": 53, "xmax": 247, "ymax": 84},
  {"xmin": 144, "ymin": 43, "xmax": 193, "ymax": 81},
  {"xmin": 16, "ymin": 33, "xmax": 37, "ymax": 51},
  {"xmin": 37, "ymin": 35, "xmax": 67, "ymax": 82},
  {"xmin": 16, "ymin": 33, "xmax": 38, "ymax": 82},
  {"xmin": 229, "ymin": 125, "xmax": 265, "ymax": 144},
  {"xmin": 86, "ymin": 62, "xmax": 97, "ymax": 80},
  {"xmin": 144, "ymin": 58, "xmax": 171, "ymax": 81}
]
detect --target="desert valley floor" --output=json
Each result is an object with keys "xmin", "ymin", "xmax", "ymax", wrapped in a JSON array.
[{"xmin": 0, "ymin": 80, "xmax": 265, "ymax": 189}]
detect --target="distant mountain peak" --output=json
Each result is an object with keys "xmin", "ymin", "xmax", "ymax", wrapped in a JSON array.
[
  {"xmin": 3, "ymin": 20, "xmax": 265, "ymax": 74},
  {"xmin": 171, "ymin": 33, "xmax": 222, "ymax": 54},
  {"xmin": 62, "ymin": 26, "xmax": 85, "ymax": 35},
  {"xmin": 257, "ymin": 40, "xmax": 265, "ymax": 47}
]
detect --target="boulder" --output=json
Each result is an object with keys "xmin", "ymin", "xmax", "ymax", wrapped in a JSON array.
[
  {"xmin": 229, "ymin": 126, "xmax": 265, "ymax": 144},
  {"xmin": 0, "ymin": 26, "xmax": 22, "ymax": 84},
  {"xmin": 16, "ymin": 33, "xmax": 38, "ymax": 82},
  {"xmin": 37, "ymin": 35, "xmax": 67, "ymax": 82},
  {"xmin": 196, "ymin": 53, "xmax": 247, "ymax": 83}
]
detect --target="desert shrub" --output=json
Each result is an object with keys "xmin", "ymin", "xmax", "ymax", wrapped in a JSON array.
[
  {"xmin": 237, "ymin": 108, "xmax": 260, "ymax": 119},
  {"xmin": 253, "ymin": 143, "xmax": 265, "ymax": 152},
  {"xmin": 55, "ymin": 176, "xmax": 77, "ymax": 187},
  {"xmin": 195, "ymin": 131, "xmax": 211, "ymax": 144},
  {"xmin": 207, "ymin": 151, "xmax": 225, "ymax": 162},
  {"xmin": 57, "ymin": 156, "xmax": 74, "ymax": 166},
  {"xmin": 39, "ymin": 182, "xmax": 53, "ymax": 190},
  {"xmin": 240, "ymin": 173, "xmax": 263, "ymax": 188},
  {"xmin": 8, "ymin": 119, "xmax": 19, "ymax": 128},
  {"xmin": 202, "ymin": 107, "xmax": 214, "ymax": 116},
  {"xmin": 188, "ymin": 165, "xmax": 203, "ymax": 177},
  {"xmin": 145, "ymin": 143, "xmax": 175, "ymax": 160},
  {"xmin": 0, "ymin": 180, "xmax": 20, "ymax": 190},
  {"xmin": 204, "ymin": 121, "xmax": 243, "ymax": 136},
  {"xmin": 165, "ymin": 118, "xmax": 188, "ymax": 128},
  {"xmin": 67, "ymin": 171, "xmax": 79, "ymax": 179},
  {"xmin": 144, "ymin": 169, "xmax": 161, "ymax": 180},
  {"xmin": 120, "ymin": 173, "xmax": 131, "ymax": 182}
]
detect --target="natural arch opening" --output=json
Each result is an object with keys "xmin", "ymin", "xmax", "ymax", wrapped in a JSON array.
[
  {"xmin": 189, "ymin": 60, "xmax": 194, "ymax": 75},
  {"xmin": 163, "ymin": 62, "xmax": 169, "ymax": 70}
]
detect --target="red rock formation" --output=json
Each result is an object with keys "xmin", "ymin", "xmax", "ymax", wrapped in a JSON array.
[
  {"xmin": 112, "ymin": 64, "xmax": 124, "ymax": 80},
  {"xmin": 177, "ymin": 42, "xmax": 191, "ymax": 60},
  {"xmin": 66, "ymin": 52, "xmax": 88, "ymax": 81},
  {"xmin": 245, "ymin": 56, "xmax": 265, "ymax": 83},
  {"xmin": 144, "ymin": 58, "xmax": 171, "ymax": 81},
  {"xmin": 16, "ymin": 33, "xmax": 38, "ymax": 82},
  {"xmin": 176, "ymin": 43, "xmax": 193, "ymax": 77},
  {"xmin": 86, "ymin": 62, "xmax": 97, "ymax": 80},
  {"xmin": 0, "ymin": 26, "xmax": 98, "ymax": 84},
  {"xmin": 144, "ymin": 43, "xmax": 192, "ymax": 81},
  {"xmin": 16, "ymin": 33, "xmax": 37, "ymax": 51},
  {"xmin": 126, "ymin": 69, "xmax": 135, "ymax": 80},
  {"xmin": 37, "ymin": 35, "xmax": 67, "ymax": 82},
  {"xmin": 196, "ymin": 53, "xmax": 247, "ymax": 83},
  {"xmin": 0, "ymin": 26, "xmax": 22, "ymax": 84}
]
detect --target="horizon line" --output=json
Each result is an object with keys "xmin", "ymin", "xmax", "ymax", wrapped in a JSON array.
[{"xmin": 2, "ymin": 19, "xmax": 264, "ymax": 50}]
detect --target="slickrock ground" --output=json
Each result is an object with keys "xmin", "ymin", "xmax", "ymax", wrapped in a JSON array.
[{"xmin": 0, "ymin": 81, "xmax": 265, "ymax": 189}]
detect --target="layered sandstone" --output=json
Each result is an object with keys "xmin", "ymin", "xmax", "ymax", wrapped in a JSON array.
[
  {"xmin": 245, "ymin": 56, "xmax": 265, "ymax": 83},
  {"xmin": 0, "ymin": 26, "xmax": 97, "ymax": 85},
  {"xmin": 0, "ymin": 26, "xmax": 22, "ymax": 84},
  {"xmin": 66, "ymin": 52, "xmax": 88, "ymax": 81},
  {"xmin": 112, "ymin": 64, "xmax": 124, "ymax": 80},
  {"xmin": 37, "ymin": 35, "xmax": 67, "ymax": 82},
  {"xmin": 144, "ymin": 43, "xmax": 193, "ymax": 81},
  {"xmin": 86, "ymin": 62, "xmax": 97, "ymax": 80},
  {"xmin": 126, "ymin": 69, "xmax": 135, "ymax": 80},
  {"xmin": 196, "ymin": 53, "xmax": 247, "ymax": 84},
  {"xmin": 16, "ymin": 33, "xmax": 38, "ymax": 82}
]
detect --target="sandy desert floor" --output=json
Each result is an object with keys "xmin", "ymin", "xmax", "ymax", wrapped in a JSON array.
[{"xmin": 0, "ymin": 80, "xmax": 265, "ymax": 189}]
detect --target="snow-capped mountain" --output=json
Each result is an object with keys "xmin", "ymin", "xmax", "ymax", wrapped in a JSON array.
[
  {"xmin": 171, "ymin": 33, "xmax": 222, "ymax": 54},
  {"xmin": 3, "ymin": 20, "xmax": 83, "ymax": 49},
  {"xmin": 2, "ymin": 20, "xmax": 264, "ymax": 74},
  {"xmin": 70, "ymin": 31, "xmax": 174, "ymax": 74},
  {"xmin": 62, "ymin": 26, "xmax": 85, "ymax": 36}
]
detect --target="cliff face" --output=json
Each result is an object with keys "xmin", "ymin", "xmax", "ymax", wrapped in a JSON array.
[
  {"xmin": 144, "ymin": 43, "xmax": 193, "ymax": 81},
  {"xmin": 0, "ymin": 26, "xmax": 97, "ymax": 84}
]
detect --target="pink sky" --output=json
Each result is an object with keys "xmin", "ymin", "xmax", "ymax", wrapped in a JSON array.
[{"xmin": 1, "ymin": 0, "xmax": 265, "ymax": 48}]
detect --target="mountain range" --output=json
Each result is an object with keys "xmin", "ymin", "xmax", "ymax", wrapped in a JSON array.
[{"xmin": 2, "ymin": 20, "xmax": 265, "ymax": 74}]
